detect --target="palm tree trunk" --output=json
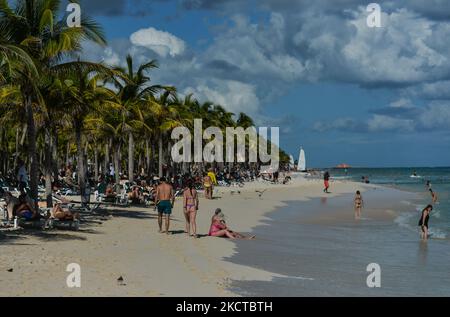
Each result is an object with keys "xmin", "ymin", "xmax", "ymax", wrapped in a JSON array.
[
  {"xmin": 94, "ymin": 145, "xmax": 99, "ymax": 181},
  {"xmin": 14, "ymin": 126, "xmax": 20, "ymax": 171},
  {"xmin": 52, "ymin": 130, "xmax": 59, "ymax": 185},
  {"xmin": 114, "ymin": 144, "xmax": 120, "ymax": 185},
  {"xmin": 66, "ymin": 141, "xmax": 70, "ymax": 166},
  {"xmin": 145, "ymin": 139, "xmax": 150, "ymax": 172},
  {"xmin": 128, "ymin": 132, "xmax": 134, "ymax": 182},
  {"xmin": 158, "ymin": 135, "xmax": 164, "ymax": 177},
  {"xmin": 104, "ymin": 142, "xmax": 110, "ymax": 175},
  {"xmin": 24, "ymin": 94, "xmax": 39, "ymax": 202},
  {"xmin": 75, "ymin": 123, "xmax": 86, "ymax": 201},
  {"xmin": 44, "ymin": 127, "xmax": 53, "ymax": 208}
]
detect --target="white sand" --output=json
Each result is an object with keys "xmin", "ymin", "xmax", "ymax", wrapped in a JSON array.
[{"xmin": 0, "ymin": 177, "xmax": 380, "ymax": 296}]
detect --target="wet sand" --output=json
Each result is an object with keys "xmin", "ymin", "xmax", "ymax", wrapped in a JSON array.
[{"xmin": 0, "ymin": 178, "xmax": 392, "ymax": 296}]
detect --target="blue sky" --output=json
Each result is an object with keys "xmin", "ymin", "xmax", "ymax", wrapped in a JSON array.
[{"xmin": 73, "ymin": 0, "xmax": 450, "ymax": 167}]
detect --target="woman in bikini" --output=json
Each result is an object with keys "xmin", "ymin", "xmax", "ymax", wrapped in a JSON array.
[
  {"xmin": 51, "ymin": 203, "xmax": 80, "ymax": 221},
  {"xmin": 418, "ymin": 205, "xmax": 433, "ymax": 241},
  {"xmin": 203, "ymin": 172, "xmax": 212, "ymax": 199},
  {"xmin": 354, "ymin": 190, "xmax": 364, "ymax": 219},
  {"xmin": 14, "ymin": 194, "xmax": 38, "ymax": 221},
  {"xmin": 208, "ymin": 208, "xmax": 255, "ymax": 239},
  {"xmin": 183, "ymin": 180, "xmax": 199, "ymax": 237}
]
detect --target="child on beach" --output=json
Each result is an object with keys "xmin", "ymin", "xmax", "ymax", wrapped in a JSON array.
[
  {"xmin": 354, "ymin": 190, "xmax": 363, "ymax": 219},
  {"xmin": 418, "ymin": 205, "xmax": 433, "ymax": 241}
]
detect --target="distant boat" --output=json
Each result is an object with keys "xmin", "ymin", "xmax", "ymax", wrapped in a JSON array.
[
  {"xmin": 336, "ymin": 163, "xmax": 351, "ymax": 169},
  {"xmin": 297, "ymin": 148, "xmax": 306, "ymax": 172},
  {"xmin": 289, "ymin": 155, "xmax": 295, "ymax": 170}
]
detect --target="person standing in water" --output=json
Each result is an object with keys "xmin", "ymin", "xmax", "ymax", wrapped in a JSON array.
[
  {"xmin": 418, "ymin": 205, "xmax": 433, "ymax": 241},
  {"xmin": 156, "ymin": 177, "xmax": 175, "ymax": 234},
  {"xmin": 183, "ymin": 180, "xmax": 199, "ymax": 238},
  {"xmin": 354, "ymin": 190, "xmax": 364, "ymax": 219},
  {"xmin": 429, "ymin": 188, "xmax": 438, "ymax": 204},
  {"xmin": 323, "ymin": 171, "xmax": 330, "ymax": 193}
]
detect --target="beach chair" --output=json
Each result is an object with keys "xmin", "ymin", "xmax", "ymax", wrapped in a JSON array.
[
  {"xmin": 48, "ymin": 218, "xmax": 80, "ymax": 231},
  {"xmin": 115, "ymin": 189, "xmax": 129, "ymax": 206}
]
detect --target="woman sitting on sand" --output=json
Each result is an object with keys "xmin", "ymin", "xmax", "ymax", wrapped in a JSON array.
[
  {"xmin": 208, "ymin": 208, "xmax": 255, "ymax": 240},
  {"xmin": 51, "ymin": 203, "xmax": 80, "ymax": 221},
  {"xmin": 183, "ymin": 180, "xmax": 199, "ymax": 238}
]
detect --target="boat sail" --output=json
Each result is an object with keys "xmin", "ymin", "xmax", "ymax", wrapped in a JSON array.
[
  {"xmin": 289, "ymin": 155, "xmax": 295, "ymax": 170},
  {"xmin": 298, "ymin": 148, "xmax": 306, "ymax": 172}
]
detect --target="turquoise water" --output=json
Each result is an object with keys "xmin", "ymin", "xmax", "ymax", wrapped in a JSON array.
[
  {"xmin": 228, "ymin": 167, "xmax": 450, "ymax": 296},
  {"xmin": 330, "ymin": 167, "xmax": 450, "ymax": 239}
]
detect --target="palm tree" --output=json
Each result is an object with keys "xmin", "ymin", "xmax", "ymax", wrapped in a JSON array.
[
  {"xmin": 61, "ymin": 67, "xmax": 121, "ymax": 201},
  {"xmin": 111, "ymin": 54, "xmax": 167, "ymax": 181},
  {"xmin": 146, "ymin": 91, "xmax": 183, "ymax": 177},
  {"xmin": 0, "ymin": 0, "xmax": 106, "ymax": 201}
]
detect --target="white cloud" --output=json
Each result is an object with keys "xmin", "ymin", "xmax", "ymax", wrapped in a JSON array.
[
  {"xmin": 367, "ymin": 115, "xmax": 415, "ymax": 132},
  {"xmin": 130, "ymin": 27, "xmax": 186, "ymax": 58},
  {"xmin": 103, "ymin": 47, "xmax": 121, "ymax": 65},
  {"xmin": 420, "ymin": 102, "xmax": 450, "ymax": 130},
  {"xmin": 183, "ymin": 79, "xmax": 260, "ymax": 116}
]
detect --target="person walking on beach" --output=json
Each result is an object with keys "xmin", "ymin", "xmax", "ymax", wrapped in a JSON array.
[
  {"xmin": 17, "ymin": 159, "xmax": 28, "ymax": 194},
  {"xmin": 203, "ymin": 172, "xmax": 213, "ymax": 199},
  {"xmin": 323, "ymin": 171, "xmax": 330, "ymax": 193},
  {"xmin": 156, "ymin": 177, "xmax": 175, "ymax": 234},
  {"xmin": 354, "ymin": 190, "xmax": 364, "ymax": 219},
  {"xmin": 183, "ymin": 180, "xmax": 199, "ymax": 238},
  {"xmin": 418, "ymin": 205, "xmax": 433, "ymax": 241}
]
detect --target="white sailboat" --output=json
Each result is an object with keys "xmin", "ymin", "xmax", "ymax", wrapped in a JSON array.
[
  {"xmin": 289, "ymin": 155, "xmax": 295, "ymax": 170},
  {"xmin": 297, "ymin": 147, "xmax": 306, "ymax": 172}
]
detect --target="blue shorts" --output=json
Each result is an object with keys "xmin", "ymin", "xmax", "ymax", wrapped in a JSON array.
[
  {"xmin": 21, "ymin": 210, "xmax": 34, "ymax": 220},
  {"xmin": 157, "ymin": 200, "xmax": 172, "ymax": 215}
]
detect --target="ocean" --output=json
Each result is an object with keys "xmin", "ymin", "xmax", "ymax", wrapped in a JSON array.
[
  {"xmin": 331, "ymin": 167, "xmax": 450, "ymax": 239},
  {"xmin": 228, "ymin": 167, "xmax": 450, "ymax": 296}
]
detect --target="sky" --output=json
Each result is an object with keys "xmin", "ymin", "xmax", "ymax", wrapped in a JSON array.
[{"xmin": 69, "ymin": 0, "xmax": 450, "ymax": 167}]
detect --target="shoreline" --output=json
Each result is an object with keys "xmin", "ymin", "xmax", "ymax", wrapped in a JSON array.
[
  {"xmin": 0, "ymin": 178, "xmax": 418, "ymax": 296},
  {"xmin": 227, "ymin": 184, "xmax": 450, "ymax": 296}
]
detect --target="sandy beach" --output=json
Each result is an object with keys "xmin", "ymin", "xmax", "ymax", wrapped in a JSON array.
[{"xmin": 0, "ymin": 178, "xmax": 381, "ymax": 297}]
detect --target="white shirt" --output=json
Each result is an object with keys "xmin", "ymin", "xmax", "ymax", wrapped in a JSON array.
[{"xmin": 18, "ymin": 166, "xmax": 28, "ymax": 183}]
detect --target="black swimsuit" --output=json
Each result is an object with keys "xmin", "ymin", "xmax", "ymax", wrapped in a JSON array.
[{"xmin": 418, "ymin": 212, "xmax": 430, "ymax": 228}]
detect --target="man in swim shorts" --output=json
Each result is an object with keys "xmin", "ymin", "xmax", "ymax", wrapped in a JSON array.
[{"xmin": 156, "ymin": 177, "xmax": 175, "ymax": 234}]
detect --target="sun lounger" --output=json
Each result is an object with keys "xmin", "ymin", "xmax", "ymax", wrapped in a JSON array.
[
  {"xmin": 17, "ymin": 218, "xmax": 48, "ymax": 229},
  {"xmin": 49, "ymin": 218, "xmax": 80, "ymax": 230}
]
